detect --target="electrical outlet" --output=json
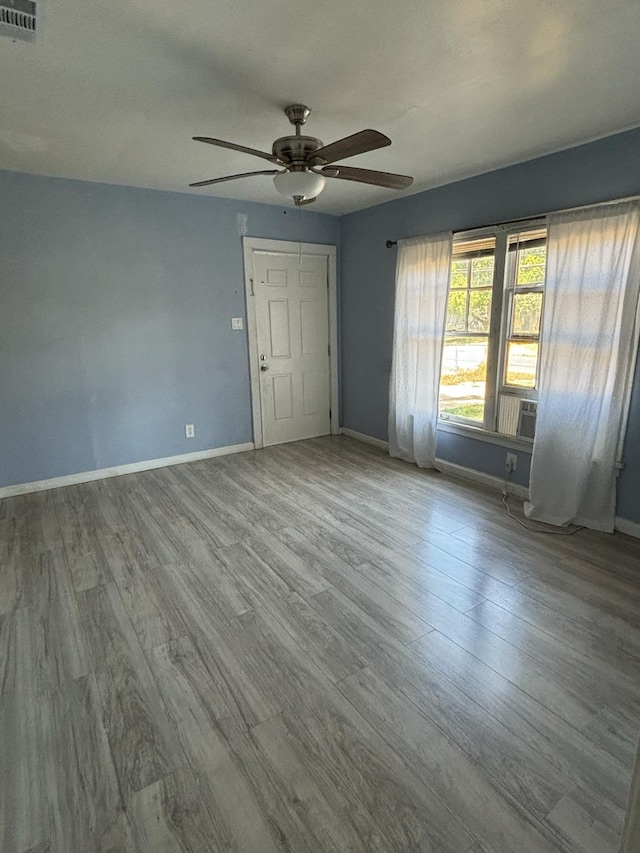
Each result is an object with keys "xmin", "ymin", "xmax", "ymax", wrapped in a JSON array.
[
  {"xmin": 505, "ymin": 452, "xmax": 517, "ymax": 472},
  {"xmin": 185, "ymin": 424, "xmax": 195, "ymax": 438},
  {"xmin": 231, "ymin": 317, "xmax": 244, "ymax": 330}
]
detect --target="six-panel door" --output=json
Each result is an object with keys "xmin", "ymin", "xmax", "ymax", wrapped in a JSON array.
[{"xmin": 253, "ymin": 251, "xmax": 330, "ymax": 446}]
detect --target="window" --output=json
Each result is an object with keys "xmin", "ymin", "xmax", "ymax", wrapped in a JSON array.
[
  {"xmin": 438, "ymin": 223, "xmax": 547, "ymax": 437},
  {"xmin": 440, "ymin": 237, "xmax": 495, "ymax": 424},
  {"xmin": 504, "ymin": 230, "xmax": 546, "ymax": 390}
]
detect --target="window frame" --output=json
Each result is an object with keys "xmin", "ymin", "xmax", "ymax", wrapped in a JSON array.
[{"xmin": 438, "ymin": 218, "xmax": 546, "ymax": 437}]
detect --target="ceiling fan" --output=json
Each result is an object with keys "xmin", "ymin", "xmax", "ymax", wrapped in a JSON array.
[{"xmin": 189, "ymin": 104, "xmax": 413, "ymax": 206}]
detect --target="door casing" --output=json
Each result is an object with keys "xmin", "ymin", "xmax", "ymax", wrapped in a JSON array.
[{"xmin": 243, "ymin": 237, "xmax": 339, "ymax": 449}]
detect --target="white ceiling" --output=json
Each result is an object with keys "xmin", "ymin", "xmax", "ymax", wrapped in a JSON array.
[{"xmin": 1, "ymin": 0, "xmax": 639, "ymax": 215}]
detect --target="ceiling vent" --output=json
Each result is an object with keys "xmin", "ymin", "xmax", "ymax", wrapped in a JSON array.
[{"xmin": 0, "ymin": 0, "xmax": 36, "ymax": 43}]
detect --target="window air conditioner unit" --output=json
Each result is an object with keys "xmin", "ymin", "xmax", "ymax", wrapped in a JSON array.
[{"xmin": 517, "ymin": 399, "xmax": 537, "ymax": 440}]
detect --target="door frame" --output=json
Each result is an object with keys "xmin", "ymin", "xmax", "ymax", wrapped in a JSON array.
[{"xmin": 243, "ymin": 237, "xmax": 339, "ymax": 449}]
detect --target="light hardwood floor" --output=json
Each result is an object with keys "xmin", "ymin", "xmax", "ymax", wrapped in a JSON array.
[{"xmin": 2, "ymin": 435, "xmax": 640, "ymax": 853}]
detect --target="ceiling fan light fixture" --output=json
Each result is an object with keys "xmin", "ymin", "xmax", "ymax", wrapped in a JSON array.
[{"xmin": 273, "ymin": 169, "xmax": 326, "ymax": 201}]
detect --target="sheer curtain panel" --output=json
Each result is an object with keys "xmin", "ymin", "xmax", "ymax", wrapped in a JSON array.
[
  {"xmin": 525, "ymin": 201, "xmax": 640, "ymax": 531},
  {"xmin": 389, "ymin": 232, "xmax": 453, "ymax": 468}
]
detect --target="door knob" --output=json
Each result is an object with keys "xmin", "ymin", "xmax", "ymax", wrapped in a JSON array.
[{"xmin": 260, "ymin": 364, "xmax": 269, "ymax": 371}]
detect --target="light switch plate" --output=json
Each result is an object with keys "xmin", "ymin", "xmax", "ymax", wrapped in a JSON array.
[{"xmin": 231, "ymin": 317, "xmax": 244, "ymax": 330}]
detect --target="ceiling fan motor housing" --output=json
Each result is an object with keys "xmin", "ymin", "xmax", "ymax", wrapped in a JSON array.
[{"xmin": 272, "ymin": 136, "xmax": 324, "ymax": 166}]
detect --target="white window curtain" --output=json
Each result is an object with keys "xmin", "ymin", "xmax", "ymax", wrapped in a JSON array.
[
  {"xmin": 525, "ymin": 200, "xmax": 640, "ymax": 532},
  {"xmin": 389, "ymin": 232, "xmax": 452, "ymax": 468}
]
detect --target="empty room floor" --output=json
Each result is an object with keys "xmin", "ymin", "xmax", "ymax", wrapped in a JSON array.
[{"xmin": 1, "ymin": 435, "xmax": 639, "ymax": 853}]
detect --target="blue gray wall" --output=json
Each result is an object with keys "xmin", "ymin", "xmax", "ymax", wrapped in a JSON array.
[
  {"xmin": 339, "ymin": 128, "xmax": 640, "ymax": 518},
  {"xmin": 0, "ymin": 170, "xmax": 339, "ymax": 487}
]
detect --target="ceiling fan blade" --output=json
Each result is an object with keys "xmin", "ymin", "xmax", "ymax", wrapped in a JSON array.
[
  {"xmin": 189, "ymin": 170, "xmax": 280, "ymax": 188},
  {"xmin": 193, "ymin": 136, "xmax": 280, "ymax": 164},
  {"xmin": 308, "ymin": 130, "xmax": 391, "ymax": 166},
  {"xmin": 321, "ymin": 165, "xmax": 413, "ymax": 190}
]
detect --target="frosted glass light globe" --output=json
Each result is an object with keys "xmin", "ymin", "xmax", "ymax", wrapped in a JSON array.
[{"xmin": 273, "ymin": 170, "xmax": 326, "ymax": 200}]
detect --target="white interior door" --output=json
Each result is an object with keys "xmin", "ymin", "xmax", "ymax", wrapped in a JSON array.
[{"xmin": 253, "ymin": 251, "xmax": 331, "ymax": 446}]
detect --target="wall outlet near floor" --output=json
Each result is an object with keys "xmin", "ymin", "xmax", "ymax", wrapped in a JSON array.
[
  {"xmin": 185, "ymin": 424, "xmax": 195, "ymax": 438},
  {"xmin": 231, "ymin": 317, "xmax": 244, "ymax": 330},
  {"xmin": 505, "ymin": 452, "xmax": 518, "ymax": 473}
]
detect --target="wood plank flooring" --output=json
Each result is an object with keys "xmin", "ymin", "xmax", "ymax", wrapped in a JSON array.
[{"xmin": 2, "ymin": 435, "xmax": 640, "ymax": 853}]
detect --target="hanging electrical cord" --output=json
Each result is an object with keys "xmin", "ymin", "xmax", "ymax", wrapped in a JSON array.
[{"xmin": 502, "ymin": 467, "xmax": 583, "ymax": 535}]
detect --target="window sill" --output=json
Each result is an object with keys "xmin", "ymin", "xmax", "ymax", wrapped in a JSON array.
[{"xmin": 437, "ymin": 419, "xmax": 533, "ymax": 452}]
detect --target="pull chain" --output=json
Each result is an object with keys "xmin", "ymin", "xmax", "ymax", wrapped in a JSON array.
[{"xmin": 298, "ymin": 203, "xmax": 302, "ymax": 264}]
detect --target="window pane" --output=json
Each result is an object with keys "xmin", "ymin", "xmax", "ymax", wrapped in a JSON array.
[
  {"xmin": 446, "ymin": 290, "xmax": 467, "ymax": 331},
  {"xmin": 505, "ymin": 340, "xmax": 538, "ymax": 388},
  {"xmin": 517, "ymin": 245, "xmax": 546, "ymax": 286},
  {"xmin": 450, "ymin": 259, "xmax": 468, "ymax": 288},
  {"xmin": 470, "ymin": 256, "xmax": 494, "ymax": 287},
  {"xmin": 512, "ymin": 292, "xmax": 542, "ymax": 335},
  {"xmin": 439, "ymin": 335, "xmax": 488, "ymax": 422},
  {"xmin": 468, "ymin": 289, "xmax": 492, "ymax": 332}
]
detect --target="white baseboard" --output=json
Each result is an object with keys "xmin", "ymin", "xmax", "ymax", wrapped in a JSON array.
[
  {"xmin": 435, "ymin": 458, "xmax": 530, "ymax": 499},
  {"xmin": 0, "ymin": 442, "xmax": 255, "ymax": 499},
  {"xmin": 9, "ymin": 430, "xmax": 637, "ymax": 538},
  {"xmin": 340, "ymin": 428, "xmax": 389, "ymax": 450},
  {"xmin": 340, "ymin": 428, "xmax": 528, "ymax": 498},
  {"xmin": 614, "ymin": 516, "xmax": 640, "ymax": 539},
  {"xmin": 341, "ymin": 429, "xmax": 640, "ymax": 539}
]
